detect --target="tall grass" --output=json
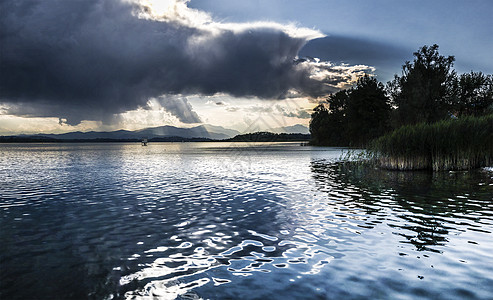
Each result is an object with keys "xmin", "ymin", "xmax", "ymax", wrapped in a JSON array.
[{"xmin": 370, "ymin": 114, "xmax": 493, "ymax": 171}]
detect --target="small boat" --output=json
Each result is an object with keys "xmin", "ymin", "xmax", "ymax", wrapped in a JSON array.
[{"xmin": 141, "ymin": 138, "xmax": 148, "ymax": 146}]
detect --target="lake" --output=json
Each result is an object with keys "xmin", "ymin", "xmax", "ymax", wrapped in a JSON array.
[{"xmin": 1, "ymin": 142, "xmax": 492, "ymax": 299}]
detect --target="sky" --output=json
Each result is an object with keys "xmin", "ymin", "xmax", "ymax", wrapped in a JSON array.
[{"xmin": 1, "ymin": 0, "xmax": 492, "ymax": 135}]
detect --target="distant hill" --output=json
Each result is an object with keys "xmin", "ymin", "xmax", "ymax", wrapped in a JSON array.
[
  {"xmin": 134, "ymin": 125, "xmax": 239, "ymax": 140},
  {"xmin": 0, "ymin": 124, "xmax": 312, "ymax": 143},
  {"xmin": 0, "ymin": 135, "xmax": 213, "ymax": 143},
  {"xmin": 200, "ymin": 124, "xmax": 241, "ymax": 138},
  {"xmin": 7, "ymin": 124, "xmax": 241, "ymax": 141},
  {"xmin": 270, "ymin": 124, "xmax": 309, "ymax": 134}
]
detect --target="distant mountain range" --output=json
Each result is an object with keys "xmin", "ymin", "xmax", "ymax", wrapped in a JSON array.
[
  {"xmin": 3, "ymin": 124, "xmax": 309, "ymax": 141},
  {"xmin": 271, "ymin": 124, "xmax": 309, "ymax": 134}
]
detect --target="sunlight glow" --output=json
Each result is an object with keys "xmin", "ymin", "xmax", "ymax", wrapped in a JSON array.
[
  {"xmin": 140, "ymin": 0, "xmax": 175, "ymax": 16},
  {"xmin": 133, "ymin": 0, "xmax": 212, "ymax": 27}
]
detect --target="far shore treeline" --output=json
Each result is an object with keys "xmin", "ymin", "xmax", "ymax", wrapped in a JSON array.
[{"xmin": 309, "ymin": 44, "xmax": 493, "ymax": 170}]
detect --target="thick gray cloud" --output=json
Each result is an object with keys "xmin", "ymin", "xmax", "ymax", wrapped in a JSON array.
[
  {"xmin": 0, "ymin": 0, "xmax": 371, "ymax": 125},
  {"xmin": 158, "ymin": 96, "xmax": 201, "ymax": 124}
]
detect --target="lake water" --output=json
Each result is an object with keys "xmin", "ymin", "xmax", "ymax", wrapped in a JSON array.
[{"xmin": 1, "ymin": 142, "xmax": 492, "ymax": 299}]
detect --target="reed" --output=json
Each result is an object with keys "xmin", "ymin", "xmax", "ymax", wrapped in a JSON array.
[{"xmin": 370, "ymin": 114, "xmax": 493, "ymax": 171}]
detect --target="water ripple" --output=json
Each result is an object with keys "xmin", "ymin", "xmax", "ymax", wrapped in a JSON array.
[{"xmin": 1, "ymin": 143, "xmax": 492, "ymax": 299}]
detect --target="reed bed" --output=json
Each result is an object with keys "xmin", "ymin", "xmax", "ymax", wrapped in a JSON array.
[{"xmin": 370, "ymin": 114, "xmax": 493, "ymax": 171}]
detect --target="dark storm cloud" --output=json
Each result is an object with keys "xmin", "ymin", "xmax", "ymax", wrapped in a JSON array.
[{"xmin": 0, "ymin": 0, "xmax": 371, "ymax": 125}]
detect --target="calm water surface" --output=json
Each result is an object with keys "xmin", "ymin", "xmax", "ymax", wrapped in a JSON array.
[{"xmin": 1, "ymin": 142, "xmax": 492, "ymax": 299}]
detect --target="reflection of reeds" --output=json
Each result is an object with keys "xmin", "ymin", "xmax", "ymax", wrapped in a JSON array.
[
  {"xmin": 311, "ymin": 160, "xmax": 493, "ymax": 252},
  {"xmin": 370, "ymin": 114, "xmax": 493, "ymax": 171}
]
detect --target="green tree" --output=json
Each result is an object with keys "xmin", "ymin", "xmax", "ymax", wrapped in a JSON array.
[
  {"xmin": 451, "ymin": 72, "xmax": 493, "ymax": 116},
  {"xmin": 346, "ymin": 75, "xmax": 392, "ymax": 146},
  {"xmin": 309, "ymin": 90, "xmax": 350, "ymax": 146},
  {"xmin": 325, "ymin": 89, "xmax": 350, "ymax": 145},
  {"xmin": 389, "ymin": 44, "xmax": 456, "ymax": 126},
  {"xmin": 309, "ymin": 103, "xmax": 331, "ymax": 145},
  {"xmin": 310, "ymin": 77, "xmax": 390, "ymax": 146}
]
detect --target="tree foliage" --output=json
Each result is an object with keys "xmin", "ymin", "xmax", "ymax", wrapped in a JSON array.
[
  {"xmin": 450, "ymin": 72, "xmax": 493, "ymax": 117},
  {"xmin": 346, "ymin": 76, "xmax": 391, "ymax": 145},
  {"xmin": 389, "ymin": 44, "xmax": 456, "ymax": 126},
  {"xmin": 318, "ymin": 90, "xmax": 350, "ymax": 146},
  {"xmin": 309, "ymin": 103, "xmax": 332, "ymax": 146},
  {"xmin": 310, "ymin": 76, "xmax": 390, "ymax": 146},
  {"xmin": 309, "ymin": 44, "xmax": 492, "ymax": 147}
]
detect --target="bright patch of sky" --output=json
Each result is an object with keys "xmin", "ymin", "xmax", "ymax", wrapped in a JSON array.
[{"xmin": 0, "ymin": 96, "xmax": 314, "ymax": 135}]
